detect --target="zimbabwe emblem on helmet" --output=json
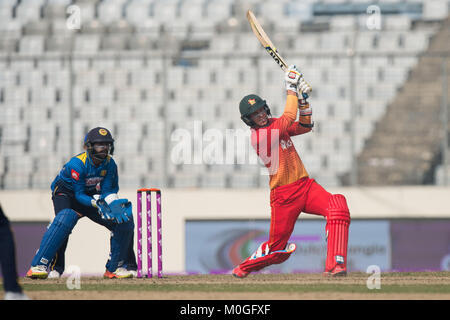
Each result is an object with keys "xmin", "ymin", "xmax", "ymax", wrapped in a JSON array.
[
  {"xmin": 99, "ymin": 128, "xmax": 108, "ymax": 136},
  {"xmin": 248, "ymin": 99, "xmax": 256, "ymax": 105}
]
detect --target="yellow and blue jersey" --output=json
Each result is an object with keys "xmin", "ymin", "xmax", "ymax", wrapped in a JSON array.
[{"xmin": 51, "ymin": 152, "xmax": 118, "ymax": 207}]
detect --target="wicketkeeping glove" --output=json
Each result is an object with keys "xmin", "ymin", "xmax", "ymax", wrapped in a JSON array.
[
  {"xmin": 108, "ymin": 199, "xmax": 132, "ymax": 224},
  {"xmin": 96, "ymin": 198, "xmax": 113, "ymax": 220}
]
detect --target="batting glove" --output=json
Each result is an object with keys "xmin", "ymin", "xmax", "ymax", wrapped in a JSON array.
[
  {"xmin": 298, "ymin": 77, "xmax": 312, "ymax": 99},
  {"xmin": 284, "ymin": 65, "xmax": 302, "ymax": 92}
]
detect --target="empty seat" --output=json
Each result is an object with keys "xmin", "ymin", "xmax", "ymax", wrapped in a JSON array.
[
  {"xmin": 76, "ymin": 0, "xmax": 96, "ymax": 22},
  {"xmin": 15, "ymin": 0, "xmax": 45, "ymax": 23},
  {"xmin": 97, "ymin": 0, "xmax": 125, "ymax": 25},
  {"xmin": 259, "ymin": 0, "xmax": 287, "ymax": 19},
  {"xmin": 0, "ymin": 0, "xmax": 16, "ymax": 21},
  {"xmin": 74, "ymin": 70, "xmax": 99, "ymax": 87},
  {"xmin": 178, "ymin": 0, "xmax": 205, "ymax": 22},
  {"xmin": 329, "ymin": 15, "xmax": 356, "ymax": 31},
  {"xmin": 286, "ymin": 1, "xmax": 313, "ymax": 20},
  {"xmin": 31, "ymin": 171, "xmax": 54, "ymax": 188},
  {"xmin": 384, "ymin": 15, "xmax": 411, "ymax": 30},
  {"xmin": 73, "ymin": 35, "xmax": 100, "ymax": 53},
  {"xmin": 125, "ymin": 0, "xmax": 153, "ymax": 25},
  {"xmin": 208, "ymin": 34, "xmax": 237, "ymax": 53},
  {"xmin": 404, "ymin": 32, "xmax": 430, "ymax": 52},
  {"xmin": 229, "ymin": 172, "xmax": 257, "ymax": 188},
  {"xmin": 101, "ymin": 35, "xmax": 127, "ymax": 51},
  {"xmin": 200, "ymin": 172, "xmax": 227, "ymax": 188},
  {"xmin": 31, "ymin": 87, "xmax": 60, "ymax": 106},
  {"xmin": 43, "ymin": 0, "xmax": 71, "ymax": 19},
  {"xmin": 205, "ymin": 0, "xmax": 233, "ymax": 22},
  {"xmin": 152, "ymin": 0, "xmax": 179, "ymax": 21},
  {"xmin": 0, "ymin": 70, "xmax": 17, "ymax": 87},
  {"xmin": 3, "ymin": 172, "xmax": 30, "ymax": 189},
  {"xmin": 46, "ymin": 36, "xmax": 73, "ymax": 52},
  {"xmin": 8, "ymin": 155, "xmax": 34, "ymax": 174},
  {"xmin": 127, "ymin": 35, "xmax": 154, "ymax": 51},
  {"xmin": 0, "ymin": 38, "xmax": 19, "ymax": 53},
  {"xmin": 3, "ymin": 89, "xmax": 29, "ymax": 107},
  {"xmin": 172, "ymin": 172, "xmax": 199, "ymax": 188},
  {"xmin": 236, "ymin": 34, "xmax": 260, "ymax": 53},
  {"xmin": 164, "ymin": 20, "xmax": 189, "ymax": 39},
  {"xmin": 2, "ymin": 123, "xmax": 28, "ymax": 143}
]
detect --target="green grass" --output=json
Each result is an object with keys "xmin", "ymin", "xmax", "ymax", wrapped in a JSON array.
[{"xmin": 20, "ymin": 282, "xmax": 450, "ymax": 294}]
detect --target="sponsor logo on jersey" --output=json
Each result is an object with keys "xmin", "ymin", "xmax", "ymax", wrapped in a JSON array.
[
  {"xmin": 85, "ymin": 177, "xmax": 103, "ymax": 186},
  {"xmin": 280, "ymin": 139, "xmax": 293, "ymax": 150},
  {"xmin": 100, "ymin": 170, "xmax": 107, "ymax": 176},
  {"xmin": 71, "ymin": 169, "xmax": 80, "ymax": 181}
]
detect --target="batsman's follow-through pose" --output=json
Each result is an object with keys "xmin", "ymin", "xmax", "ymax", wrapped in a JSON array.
[
  {"xmin": 233, "ymin": 65, "xmax": 351, "ymax": 278},
  {"xmin": 27, "ymin": 127, "xmax": 137, "ymax": 279}
]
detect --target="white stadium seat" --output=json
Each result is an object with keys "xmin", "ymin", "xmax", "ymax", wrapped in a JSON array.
[{"xmin": 0, "ymin": 0, "xmax": 444, "ymax": 189}]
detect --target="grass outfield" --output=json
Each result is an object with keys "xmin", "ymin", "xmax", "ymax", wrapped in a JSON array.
[{"xmin": 6, "ymin": 271, "xmax": 450, "ymax": 300}]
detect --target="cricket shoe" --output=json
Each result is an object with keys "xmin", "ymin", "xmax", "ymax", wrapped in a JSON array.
[
  {"xmin": 128, "ymin": 270, "xmax": 137, "ymax": 278},
  {"xmin": 232, "ymin": 265, "xmax": 250, "ymax": 279},
  {"xmin": 48, "ymin": 270, "xmax": 61, "ymax": 279},
  {"xmin": 323, "ymin": 265, "xmax": 347, "ymax": 277},
  {"xmin": 26, "ymin": 265, "xmax": 48, "ymax": 279},
  {"xmin": 103, "ymin": 267, "xmax": 134, "ymax": 279},
  {"xmin": 4, "ymin": 291, "xmax": 31, "ymax": 300},
  {"xmin": 285, "ymin": 243, "xmax": 297, "ymax": 253}
]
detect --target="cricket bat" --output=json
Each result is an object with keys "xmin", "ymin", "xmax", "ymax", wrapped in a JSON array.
[
  {"xmin": 246, "ymin": 10, "xmax": 288, "ymax": 72},
  {"xmin": 246, "ymin": 10, "xmax": 312, "ymax": 97}
]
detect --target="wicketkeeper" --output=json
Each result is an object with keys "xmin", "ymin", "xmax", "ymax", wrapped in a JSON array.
[
  {"xmin": 27, "ymin": 127, "xmax": 136, "ymax": 279},
  {"xmin": 233, "ymin": 65, "xmax": 350, "ymax": 277}
]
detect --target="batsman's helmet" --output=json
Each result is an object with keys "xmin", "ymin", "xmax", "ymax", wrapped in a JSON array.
[
  {"xmin": 84, "ymin": 127, "xmax": 115, "ymax": 160},
  {"xmin": 239, "ymin": 94, "xmax": 271, "ymax": 127}
]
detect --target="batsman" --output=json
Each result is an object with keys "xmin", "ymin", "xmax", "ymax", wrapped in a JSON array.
[{"xmin": 233, "ymin": 65, "xmax": 350, "ymax": 277}]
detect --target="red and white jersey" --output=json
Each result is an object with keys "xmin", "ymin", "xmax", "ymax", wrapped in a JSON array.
[{"xmin": 251, "ymin": 94, "xmax": 312, "ymax": 190}]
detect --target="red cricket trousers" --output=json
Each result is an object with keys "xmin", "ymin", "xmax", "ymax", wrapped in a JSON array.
[{"xmin": 239, "ymin": 177, "xmax": 349, "ymax": 273}]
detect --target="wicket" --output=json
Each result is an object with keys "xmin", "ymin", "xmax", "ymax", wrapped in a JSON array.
[{"xmin": 136, "ymin": 188, "xmax": 162, "ymax": 278}]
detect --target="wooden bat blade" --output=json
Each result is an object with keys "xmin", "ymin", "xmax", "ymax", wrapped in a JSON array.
[{"xmin": 246, "ymin": 10, "xmax": 288, "ymax": 71}]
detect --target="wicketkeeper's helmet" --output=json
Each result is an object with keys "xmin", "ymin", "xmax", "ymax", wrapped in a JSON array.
[{"xmin": 84, "ymin": 127, "xmax": 115, "ymax": 160}]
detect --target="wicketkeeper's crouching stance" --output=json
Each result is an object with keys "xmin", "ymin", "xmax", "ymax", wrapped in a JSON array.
[
  {"xmin": 27, "ymin": 127, "xmax": 136, "ymax": 279},
  {"xmin": 233, "ymin": 65, "xmax": 350, "ymax": 278}
]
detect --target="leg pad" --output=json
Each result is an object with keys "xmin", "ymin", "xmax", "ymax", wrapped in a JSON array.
[{"xmin": 325, "ymin": 194, "xmax": 350, "ymax": 272}]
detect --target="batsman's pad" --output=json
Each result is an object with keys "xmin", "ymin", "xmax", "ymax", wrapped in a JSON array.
[
  {"xmin": 239, "ymin": 242, "xmax": 296, "ymax": 273},
  {"xmin": 325, "ymin": 194, "xmax": 350, "ymax": 272}
]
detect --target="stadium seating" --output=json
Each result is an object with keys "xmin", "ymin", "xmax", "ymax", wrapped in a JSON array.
[{"xmin": 0, "ymin": 0, "xmax": 448, "ymax": 189}]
